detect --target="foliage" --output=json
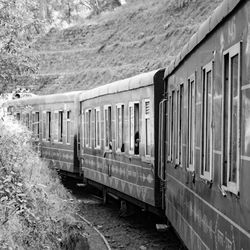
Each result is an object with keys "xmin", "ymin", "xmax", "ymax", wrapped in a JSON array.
[
  {"xmin": 0, "ymin": 116, "xmax": 86, "ymax": 249},
  {"xmin": 0, "ymin": 0, "xmax": 44, "ymax": 93},
  {"xmin": 0, "ymin": 0, "xmax": 125, "ymax": 93}
]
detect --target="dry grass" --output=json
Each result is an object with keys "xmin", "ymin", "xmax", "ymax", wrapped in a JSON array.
[{"xmin": 11, "ymin": 0, "xmax": 223, "ymax": 94}]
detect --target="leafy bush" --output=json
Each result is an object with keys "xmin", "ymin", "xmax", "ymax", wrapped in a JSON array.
[{"xmin": 0, "ymin": 116, "xmax": 86, "ymax": 249}]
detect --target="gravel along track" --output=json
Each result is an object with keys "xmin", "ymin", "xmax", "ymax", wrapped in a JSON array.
[{"xmin": 66, "ymin": 182, "xmax": 186, "ymax": 250}]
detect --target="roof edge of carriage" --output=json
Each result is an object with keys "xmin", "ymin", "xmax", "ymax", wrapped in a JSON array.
[
  {"xmin": 3, "ymin": 90, "xmax": 83, "ymax": 107},
  {"xmin": 164, "ymin": 0, "xmax": 242, "ymax": 79},
  {"xmin": 79, "ymin": 68, "xmax": 165, "ymax": 101}
]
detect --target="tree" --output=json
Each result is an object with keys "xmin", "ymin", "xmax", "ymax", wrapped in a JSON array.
[{"xmin": 0, "ymin": 0, "xmax": 45, "ymax": 93}]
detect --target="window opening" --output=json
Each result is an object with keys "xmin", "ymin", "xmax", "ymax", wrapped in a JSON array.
[
  {"xmin": 188, "ymin": 75, "xmax": 195, "ymax": 171},
  {"xmin": 168, "ymin": 95, "xmax": 172, "ymax": 161},
  {"xmin": 42, "ymin": 112, "xmax": 46, "ymax": 140},
  {"xmin": 25, "ymin": 113, "xmax": 30, "ymax": 128},
  {"xmin": 201, "ymin": 62, "xmax": 213, "ymax": 180},
  {"xmin": 104, "ymin": 106, "xmax": 112, "ymax": 150},
  {"xmin": 95, "ymin": 108, "xmax": 101, "ymax": 148},
  {"xmin": 46, "ymin": 111, "xmax": 51, "ymax": 141},
  {"xmin": 129, "ymin": 102, "xmax": 140, "ymax": 155},
  {"xmin": 145, "ymin": 100, "xmax": 150, "ymax": 156},
  {"xmin": 86, "ymin": 109, "xmax": 92, "ymax": 147},
  {"xmin": 116, "ymin": 104, "xmax": 124, "ymax": 152},
  {"xmin": 66, "ymin": 111, "xmax": 71, "ymax": 144},
  {"xmin": 58, "ymin": 111, "xmax": 63, "ymax": 142},
  {"xmin": 222, "ymin": 42, "xmax": 241, "ymax": 194},
  {"xmin": 179, "ymin": 84, "xmax": 184, "ymax": 165},
  {"xmin": 81, "ymin": 107, "xmax": 85, "ymax": 147},
  {"xmin": 32, "ymin": 112, "xmax": 39, "ymax": 139},
  {"xmin": 16, "ymin": 113, "xmax": 20, "ymax": 120}
]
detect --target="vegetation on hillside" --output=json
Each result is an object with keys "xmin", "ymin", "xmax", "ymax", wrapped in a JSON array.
[
  {"xmin": 11, "ymin": 0, "xmax": 223, "ymax": 94},
  {"xmin": 0, "ymin": 116, "xmax": 87, "ymax": 249},
  {"xmin": 0, "ymin": 0, "xmax": 122, "ymax": 94}
]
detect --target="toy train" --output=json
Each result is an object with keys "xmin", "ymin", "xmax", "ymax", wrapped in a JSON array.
[{"xmin": 3, "ymin": 0, "xmax": 250, "ymax": 248}]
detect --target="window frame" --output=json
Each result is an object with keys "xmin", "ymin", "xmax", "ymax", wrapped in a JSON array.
[
  {"xmin": 104, "ymin": 104, "xmax": 112, "ymax": 150},
  {"xmin": 128, "ymin": 101, "xmax": 140, "ymax": 155},
  {"xmin": 179, "ymin": 83, "xmax": 184, "ymax": 167},
  {"xmin": 46, "ymin": 111, "xmax": 52, "ymax": 142},
  {"xmin": 42, "ymin": 111, "xmax": 46, "ymax": 140},
  {"xmin": 201, "ymin": 61, "xmax": 213, "ymax": 181},
  {"xmin": 58, "ymin": 110, "xmax": 63, "ymax": 143},
  {"xmin": 143, "ymin": 99, "xmax": 151, "ymax": 157},
  {"xmin": 66, "ymin": 110, "xmax": 71, "ymax": 145},
  {"xmin": 85, "ymin": 109, "xmax": 92, "ymax": 148},
  {"xmin": 187, "ymin": 73, "xmax": 196, "ymax": 171},
  {"xmin": 116, "ymin": 103, "xmax": 125, "ymax": 153},
  {"xmin": 171, "ymin": 90, "xmax": 176, "ymax": 163},
  {"xmin": 32, "ymin": 111, "xmax": 40, "ymax": 139},
  {"xmin": 221, "ymin": 42, "xmax": 241, "ymax": 195},
  {"xmin": 94, "ymin": 107, "xmax": 101, "ymax": 149},
  {"xmin": 167, "ymin": 94, "xmax": 172, "ymax": 161},
  {"xmin": 81, "ymin": 106, "xmax": 85, "ymax": 148}
]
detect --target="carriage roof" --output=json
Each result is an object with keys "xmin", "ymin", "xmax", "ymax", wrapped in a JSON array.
[
  {"xmin": 79, "ymin": 69, "xmax": 164, "ymax": 101},
  {"xmin": 164, "ymin": 0, "xmax": 242, "ymax": 78},
  {"xmin": 3, "ymin": 91, "xmax": 82, "ymax": 108}
]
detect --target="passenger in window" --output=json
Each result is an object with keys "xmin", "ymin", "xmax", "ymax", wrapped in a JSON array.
[
  {"xmin": 134, "ymin": 131, "xmax": 140, "ymax": 155},
  {"xmin": 109, "ymin": 140, "xmax": 112, "ymax": 150}
]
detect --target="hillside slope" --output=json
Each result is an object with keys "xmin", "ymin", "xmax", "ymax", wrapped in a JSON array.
[{"xmin": 18, "ymin": 0, "xmax": 223, "ymax": 94}]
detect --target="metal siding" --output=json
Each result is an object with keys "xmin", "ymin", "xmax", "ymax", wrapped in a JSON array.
[
  {"xmin": 80, "ymin": 81, "xmax": 158, "ymax": 206},
  {"xmin": 164, "ymin": 2, "xmax": 250, "ymax": 249}
]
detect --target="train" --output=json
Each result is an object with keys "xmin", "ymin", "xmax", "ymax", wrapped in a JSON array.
[{"xmin": 3, "ymin": 0, "xmax": 250, "ymax": 249}]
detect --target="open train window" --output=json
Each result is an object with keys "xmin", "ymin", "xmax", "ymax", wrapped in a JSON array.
[
  {"xmin": 222, "ymin": 42, "xmax": 241, "ymax": 195},
  {"xmin": 66, "ymin": 111, "xmax": 71, "ymax": 144},
  {"xmin": 201, "ymin": 61, "xmax": 213, "ymax": 181},
  {"xmin": 167, "ymin": 94, "xmax": 172, "ymax": 161},
  {"xmin": 187, "ymin": 74, "xmax": 196, "ymax": 171},
  {"xmin": 32, "ymin": 112, "xmax": 40, "ymax": 139},
  {"xmin": 85, "ymin": 109, "xmax": 92, "ymax": 148},
  {"xmin": 172, "ymin": 90, "xmax": 176, "ymax": 163},
  {"xmin": 58, "ymin": 111, "xmax": 63, "ymax": 143},
  {"xmin": 16, "ymin": 112, "xmax": 20, "ymax": 120},
  {"xmin": 81, "ymin": 108, "xmax": 85, "ymax": 148},
  {"xmin": 175, "ymin": 85, "xmax": 184, "ymax": 166},
  {"xmin": 129, "ymin": 102, "xmax": 140, "ymax": 155},
  {"xmin": 144, "ymin": 100, "xmax": 150, "ymax": 156},
  {"xmin": 94, "ymin": 107, "xmax": 101, "ymax": 149},
  {"xmin": 116, "ymin": 104, "xmax": 125, "ymax": 152},
  {"xmin": 104, "ymin": 105, "xmax": 112, "ymax": 150},
  {"xmin": 179, "ymin": 84, "xmax": 184, "ymax": 166},
  {"xmin": 42, "ymin": 111, "xmax": 46, "ymax": 140},
  {"xmin": 46, "ymin": 111, "xmax": 51, "ymax": 141},
  {"xmin": 25, "ymin": 113, "xmax": 30, "ymax": 129}
]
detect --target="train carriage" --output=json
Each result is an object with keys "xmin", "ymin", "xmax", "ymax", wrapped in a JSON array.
[
  {"xmin": 160, "ymin": 0, "xmax": 250, "ymax": 248},
  {"xmin": 79, "ymin": 69, "xmax": 165, "ymax": 211},
  {"xmin": 4, "ymin": 91, "xmax": 82, "ymax": 179}
]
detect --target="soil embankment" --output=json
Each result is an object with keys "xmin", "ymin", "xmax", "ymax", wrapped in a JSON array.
[{"xmin": 19, "ymin": 0, "xmax": 222, "ymax": 94}]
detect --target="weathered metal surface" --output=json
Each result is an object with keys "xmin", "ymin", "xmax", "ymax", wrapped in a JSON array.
[
  {"xmin": 79, "ymin": 69, "xmax": 162, "ymax": 102},
  {"xmin": 163, "ymin": 1, "xmax": 250, "ymax": 249},
  {"xmin": 80, "ymin": 69, "xmax": 165, "ymax": 207}
]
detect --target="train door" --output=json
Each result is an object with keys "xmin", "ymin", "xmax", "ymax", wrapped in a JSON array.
[{"xmin": 158, "ymin": 99, "xmax": 167, "ymax": 209}]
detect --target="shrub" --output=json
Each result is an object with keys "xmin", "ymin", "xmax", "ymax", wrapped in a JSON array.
[{"xmin": 0, "ymin": 116, "xmax": 86, "ymax": 249}]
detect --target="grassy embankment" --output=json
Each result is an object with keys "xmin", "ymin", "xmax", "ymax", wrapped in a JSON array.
[{"xmin": 0, "ymin": 116, "xmax": 87, "ymax": 249}]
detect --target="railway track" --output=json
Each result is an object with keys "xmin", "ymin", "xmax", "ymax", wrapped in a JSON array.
[{"xmin": 66, "ymin": 182, "xmax": 185, "ymax": 250}]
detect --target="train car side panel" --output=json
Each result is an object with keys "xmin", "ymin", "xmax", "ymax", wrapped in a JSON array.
[{"xmin": 163, "ymin": 1, "xmax": 250, "ymax": 249}]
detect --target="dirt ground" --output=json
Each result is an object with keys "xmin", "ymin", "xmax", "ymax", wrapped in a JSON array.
[
  {"xmin": 14, "ymin": 0, "xmax": 223, "ymax": 94},
  {"xmin": 72, "ymin": 185, "xmax": 186, "ymax": 250}
]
